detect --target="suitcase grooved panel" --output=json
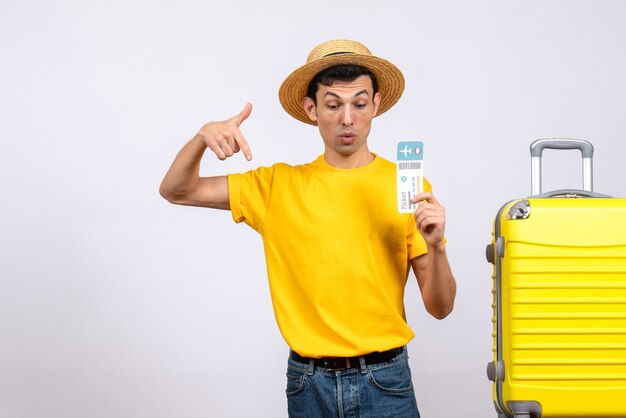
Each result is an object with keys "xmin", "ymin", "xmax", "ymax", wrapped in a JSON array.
[{"xmin": 505, "ymin": 242, "xmax": 626, "ymax": 387}]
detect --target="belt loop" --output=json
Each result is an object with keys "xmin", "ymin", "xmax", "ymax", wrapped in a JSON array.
[
  {"xmin": 359, "ymin": 355, "xmax": 367, "ymax": 373},
  {"xmin": 307, "ymin": 358, "xmax": 315, "ymax": 375}
]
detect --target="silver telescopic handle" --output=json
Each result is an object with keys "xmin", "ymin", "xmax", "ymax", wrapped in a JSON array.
[{"xmin": 530, "ymin": 138, "xmax": 594, "ymax": 196}]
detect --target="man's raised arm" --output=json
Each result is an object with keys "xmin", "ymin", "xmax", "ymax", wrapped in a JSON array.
[{"xmin": 159, "ymin": 103, "xmax": 253, "ymax": 210}]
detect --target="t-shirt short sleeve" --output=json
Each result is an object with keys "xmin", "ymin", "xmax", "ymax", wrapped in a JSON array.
[
  {"xmin": 227, "ymin": 173, "xmax": 244, "ymax": 223},
  {"xmin": 227, "ymin": 165, "xmax": 276, "ymax": 232}
]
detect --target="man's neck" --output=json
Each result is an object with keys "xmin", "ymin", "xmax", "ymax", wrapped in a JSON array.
[{"xmin": 324, "ymin": 149, "xmax": 375, "ymax": 169}]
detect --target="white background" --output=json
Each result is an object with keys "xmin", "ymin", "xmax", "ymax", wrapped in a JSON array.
[{"xmin": 2, "ymin": 1, "xmax": 626, "ymax": 417}]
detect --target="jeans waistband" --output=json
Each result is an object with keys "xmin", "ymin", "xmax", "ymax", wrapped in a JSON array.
[{"xmin": 289, "ymin": 346, "xmax": 404, "ymax": 371}]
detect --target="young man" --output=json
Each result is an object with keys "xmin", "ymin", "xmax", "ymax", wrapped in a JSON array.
[{"xmin": 160, "ymin": 39, "xmax": 456, "ymax": 418}]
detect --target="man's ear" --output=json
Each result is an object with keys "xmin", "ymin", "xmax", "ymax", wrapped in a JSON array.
[
  {"xmin": 372, "ymin": 92, "xmax": 381, "ymax": 117},
  {"xmin": 302, "ymin": 97, "xmax": 318, "ymax": 123}
]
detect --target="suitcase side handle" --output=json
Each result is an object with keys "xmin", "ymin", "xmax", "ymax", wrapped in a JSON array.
[{"xmin": 530, "ymin": 138, "xmax": 594, "ymax": 196}]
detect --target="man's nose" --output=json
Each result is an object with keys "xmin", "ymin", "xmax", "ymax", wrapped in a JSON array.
[{"xmin": 341, "ymin": 107, "xmax": 354, "ymax": 126}]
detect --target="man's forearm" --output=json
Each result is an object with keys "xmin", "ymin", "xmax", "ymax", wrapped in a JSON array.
[
  {"xmin": 424, "ymin": 245, "xmax": 456, "ymax": 318},
  {"xmin": 413, "ymin": 246, "xmax": 456, "ymax": 319}
]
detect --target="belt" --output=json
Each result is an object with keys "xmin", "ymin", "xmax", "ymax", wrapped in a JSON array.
[{"xmin": 289, "ymin": 347, "xmax": 403, "ymax": 371}]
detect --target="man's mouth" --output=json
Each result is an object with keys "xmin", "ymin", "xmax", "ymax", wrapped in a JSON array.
[{"xmin": 339, "ymin": 132, "xmax": 356, "ymax": 144}]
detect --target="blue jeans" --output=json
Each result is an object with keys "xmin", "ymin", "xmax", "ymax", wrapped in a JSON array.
[{"xmin": 286, "ymin": 347, "xmax": 420, "ymax": 418}]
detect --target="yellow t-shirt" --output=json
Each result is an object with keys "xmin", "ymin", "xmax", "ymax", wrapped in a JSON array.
[{"xmin": 227, "ymin": 154, "xmax": 431, "ymax": 357}]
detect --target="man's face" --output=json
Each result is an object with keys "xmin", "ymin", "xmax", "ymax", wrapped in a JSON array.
[{"xmin": 303, "ymin": 75, "xmax": 381, "ymax": 162}]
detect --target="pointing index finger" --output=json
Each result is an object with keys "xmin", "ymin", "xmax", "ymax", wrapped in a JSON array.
[
  {"xmin": 235, "ymin": 132, "xmax": 253, "ymax": 161},
  {"xmin": 229, "ymin": 103, "xmax": 253, "ymax": 161}
]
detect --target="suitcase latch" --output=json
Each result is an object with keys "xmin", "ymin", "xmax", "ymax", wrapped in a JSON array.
[{"xmin": 506, "ymin": 199, "xmax": 531, "ymax": 220}]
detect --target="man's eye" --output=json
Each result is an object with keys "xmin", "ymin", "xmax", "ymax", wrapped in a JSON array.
[
  {"xmin": 327, "ymin": 104, "xmax": 339, "ymax": 110},
  {"xmin": 355, "ymin": 103, "xmax": 367, "ymax": 109}
]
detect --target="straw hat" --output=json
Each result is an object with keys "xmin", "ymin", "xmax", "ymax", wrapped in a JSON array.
[{"xmin": 279, "ymin": 39, "xmax": 405, "ymax": 125}]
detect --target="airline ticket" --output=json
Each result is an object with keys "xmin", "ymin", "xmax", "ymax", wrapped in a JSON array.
[{"xmin": 396, "ymin": 141, "xmax": 424, "ymax": 213}]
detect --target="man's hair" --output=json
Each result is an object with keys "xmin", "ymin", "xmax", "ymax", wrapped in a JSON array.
[{"xmin": 306, "ymin": 64, "xmax": 379, "ymax": 104}]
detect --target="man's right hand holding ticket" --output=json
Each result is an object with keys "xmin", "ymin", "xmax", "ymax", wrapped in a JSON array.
[{"xmin": 412, "ymin": 192, "xmax": 446, "ymax": 251}]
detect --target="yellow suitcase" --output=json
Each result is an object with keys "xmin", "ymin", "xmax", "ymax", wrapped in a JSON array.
[{"xmin": 487, "ymin": 139, "xmax": 626, "ymax": 418}]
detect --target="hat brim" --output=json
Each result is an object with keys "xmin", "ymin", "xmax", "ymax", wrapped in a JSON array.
[{"xmin": 279, "ymin": 54, "xmax": 405, "ymax": 126}]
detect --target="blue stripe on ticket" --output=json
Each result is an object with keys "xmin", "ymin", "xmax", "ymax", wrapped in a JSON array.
[{"xmin": 396, "ymin": 141, "xmax": 424, "ymax": 161}]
